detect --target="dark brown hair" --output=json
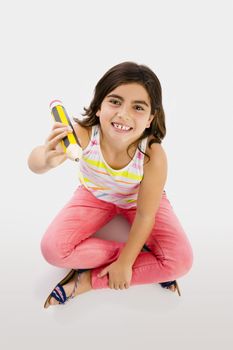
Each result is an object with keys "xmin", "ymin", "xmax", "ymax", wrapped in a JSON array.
[{"xmin": 73, "ymin": 61, "xmax": 166, "ymax": 163}]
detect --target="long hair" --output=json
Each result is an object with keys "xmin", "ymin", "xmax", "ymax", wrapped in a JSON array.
[{"xmin": 73, "ymin": 61, "xmax": 166, "ymax": 163}]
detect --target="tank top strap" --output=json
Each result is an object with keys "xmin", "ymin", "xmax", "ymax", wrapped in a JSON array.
[
  {"xmin": 140, "ymin": 136, "xmax": 148, "ymax": 154},
  {"xmin": 92, "ymin": 124, "xmax": 99, "ymax": 139}
]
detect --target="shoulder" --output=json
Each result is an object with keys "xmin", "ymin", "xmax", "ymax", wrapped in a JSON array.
[
  {"xmin": 142, "ymin": 140, "xmax": 167, "ymax": 185},
  {"xmin": 136, "ymin": 138, "xmax": 167, "ymax": 217},
  {"xmin": 140, "ymin": 136, "xmax": 167, "ymax": 198},
  {"xmin": 143, "ymin": 136, "xmax": 167, "ymax": 170},
  {"xmin": 72, "ymin": 121, "xmax": 92, "ymax": 150}
]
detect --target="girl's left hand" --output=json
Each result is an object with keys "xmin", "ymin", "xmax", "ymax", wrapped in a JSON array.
[{"xmin": 97, "ymin": 260, "xmax": 132, "ymax": 290}]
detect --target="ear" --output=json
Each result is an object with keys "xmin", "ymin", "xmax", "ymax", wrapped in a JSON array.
[
  {"xmin": 146, "ymin": 114, "xmax": 155, "ymax": 128},
  {"xmin": 96, "ymin": 109, "xmax": 101, "ymax": 117}
]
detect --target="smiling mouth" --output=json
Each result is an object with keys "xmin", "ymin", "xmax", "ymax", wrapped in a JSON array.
[{"xmin": 111, "ymin": 122, "xmax": 133, "ymax": 131}]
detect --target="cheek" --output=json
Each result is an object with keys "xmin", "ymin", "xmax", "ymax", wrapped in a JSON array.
[
  {"xmin": 99, "ymin": 112, "xmax": 111, "ymax": 124},
  {"xmin": 101, "ymin": 106, "xmax": 115, "ymax": 118},
  {"xmin": 136, "ymin": 117, "xmax": 150, "ymax": 128}
]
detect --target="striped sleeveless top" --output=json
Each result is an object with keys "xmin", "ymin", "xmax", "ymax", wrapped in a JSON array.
[{"xmin": 77, "ymin": 124, "xmax": 148, "ymax": 209}]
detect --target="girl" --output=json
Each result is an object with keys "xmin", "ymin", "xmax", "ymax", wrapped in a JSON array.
[{"xmin": 28, "ymin": 61, "xmax": 193, "ymax": 309}]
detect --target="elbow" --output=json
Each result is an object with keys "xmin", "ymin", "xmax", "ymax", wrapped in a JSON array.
[
  {"xmin": 27, "ymin": 155, "xmax": 35, "ymax": 173},
  {"xmin": 27, "ymin": 156, "xmax": 38, "ymax": 174},
  {"xmin": 27, "ymin": 156, "xmax": 44, "ymax": 174}
]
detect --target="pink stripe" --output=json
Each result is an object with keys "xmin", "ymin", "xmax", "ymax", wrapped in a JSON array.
[{"xmin": 49, "ymin": 99, "xmax": 63, "ymax": 109}]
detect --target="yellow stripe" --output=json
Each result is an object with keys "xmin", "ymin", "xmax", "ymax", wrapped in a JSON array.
[
  {"xmin": 61, "ymin": 141, "xmax": 66, "ymax": 152},
  {"xmin": 84, "ymin": 167, "xmax": 139, "ymax": 184},
  {"xmin": 56, "ymin": 105, "xmax": 69, "ymax": 124},
  {"xmin": 67, "ymin": 133, "xmax": 77, "ymax": 145},
  {"xmin": 82, "ymin": 177, "xmax": 110, "ymax": 190},
  {"xmin": 77, "ymin": 169, "xmax": 89, "ymax": 190},
  {"xmin": 81, "ymin": 176, "xmax": 139, "ymax": 196},
  {"xmin": 83, "ymin": 157, "xmax": 142, "ymax": 181},
  {"xmin": 56, "ymin": 105, "xmax": 77, "ymax": 145}
]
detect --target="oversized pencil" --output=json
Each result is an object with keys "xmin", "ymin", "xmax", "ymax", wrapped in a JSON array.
[{"xmin": 49, "ymin": 100, "xmax": 82, "ymax": 161}]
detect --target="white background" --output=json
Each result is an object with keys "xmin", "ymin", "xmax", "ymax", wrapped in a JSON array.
[{"xmin": 0, "ymin": 0, "xmax": 232, "ymax": 349}]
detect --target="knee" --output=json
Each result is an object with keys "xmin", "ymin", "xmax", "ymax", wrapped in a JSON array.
[
  {"xmin": 178, "ymin": 243, "xmax": 194, "ymax": 275},
  {"xmin": 40, "ymin": 232, "xmax": 66, "ymax": 267},
  {"xmin": 165, "ymin": 241, "xmax": 194, "ymax": 278}
]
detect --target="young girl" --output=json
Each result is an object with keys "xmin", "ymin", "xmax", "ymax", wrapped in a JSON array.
[{"xmin": 28, "ymin": 61, "xmax": 193, "ymax": 309}]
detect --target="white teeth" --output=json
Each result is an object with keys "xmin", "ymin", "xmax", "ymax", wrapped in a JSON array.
[{"xmin": 113, "ymin": 123, "xmax": 131, "ymax": 131}]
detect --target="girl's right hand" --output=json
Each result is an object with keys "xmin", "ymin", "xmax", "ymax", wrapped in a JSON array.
[{"xmin": 44, "ymin": 122, "xmax": 73, "ymax": 169}]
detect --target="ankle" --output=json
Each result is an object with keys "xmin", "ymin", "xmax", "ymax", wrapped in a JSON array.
[
  {"xmin": 85, "ymin": 270, "xmax": 92, "ymax": 286},
  {"xmin": 79, "ymin": 270, "xmax": 92, "ymax": 288}
]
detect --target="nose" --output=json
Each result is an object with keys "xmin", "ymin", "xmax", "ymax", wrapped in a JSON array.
[{"xmin": 117, "ymin": 105, "xmax": 131, "ymax": 120}]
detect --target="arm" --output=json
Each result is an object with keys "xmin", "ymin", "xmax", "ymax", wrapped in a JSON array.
[
  {"xmin": 27, "ymin": 122, "xmax": 72, "ymax": 174},
  {"xmin": 28, "ymin": 145, "xmax": 53, "ymax": 174},
  {"xmin": 118, "ymin": 143, "xmax": 168, "ymax": 266}
]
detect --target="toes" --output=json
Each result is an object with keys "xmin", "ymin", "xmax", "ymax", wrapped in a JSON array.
[
  {"xmin": 168, "ymin": 285, "xmax": 176, "ymax": 292},
  {"xmin": 49, "ymin": 297, "xmax": 59, "ymax": 305}
]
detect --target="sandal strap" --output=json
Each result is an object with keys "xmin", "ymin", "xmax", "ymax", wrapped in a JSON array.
[
  {"xmin": 76, "ymin": 268, "xmax": 89, "ymax": 273},
  {"xmin": 160, "ymin": 280, "xmax": 177, "ymax": 288},
  {"xmin": 48, "ymin": 269, "xmax": 89, "ymax": 305},
  {"xmin": 69, "ymin": 271, "xmax": 80, "ymax": 299},
  {"xmin": 51, "ymin": 284, "xmax": 67, "ymax": 304}
]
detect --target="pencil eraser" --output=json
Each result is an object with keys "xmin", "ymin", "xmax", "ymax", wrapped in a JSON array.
[{"xmin": 49, "ymin": 99, "xmax": 63, "ymax": 110}]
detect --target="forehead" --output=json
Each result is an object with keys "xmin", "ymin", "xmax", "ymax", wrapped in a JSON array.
[{"xmin": 108, "ymin": 83, "xmax": 150, "ymax": 103}]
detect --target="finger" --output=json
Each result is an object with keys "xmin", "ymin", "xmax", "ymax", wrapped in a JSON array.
[
  {"xmin": 124, "ymin": 282, "xmax": 130, "ymax": 289},
  {"xmin": 114, "ymin": 284, "xmax": 119, "ymax": 290},
  {"xmin": 55, "ymin": 142, "xmax": 64, "ymax": 153},
  {"xmin": 49, "ymin": 150, "xmax": 67, "ymax": 159},
  {"xmin": 119, "ymin": 283, "xmax": 125, "ymax": 290},
  {"xmin": 51, "ymin": 121, "xmax": 68, "ymax": 130},
  {"xmin": 45, "ymin": 129, "xmax": 66, "ymax": 146},
  {"xmin": 52, "ymin": 122, "xmax": 73, "ymax": 133},
  {"xmin": 46, "ymin": 126, "xmax": 70, "ymax": 142},
  {"xmin": 98, "ymin": 269, "xmax": 107, "ymax": 277},
  {"xmin": 46, "ymin": 130, "xmax": 69, "ymax": 151}
]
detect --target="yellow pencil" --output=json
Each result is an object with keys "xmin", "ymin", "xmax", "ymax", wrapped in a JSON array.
[{"xmin": 49, "ymin": 99, "xmax": 82, "ymax": 161}]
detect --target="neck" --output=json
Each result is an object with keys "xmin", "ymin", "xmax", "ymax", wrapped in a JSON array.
[{"xmin": 99, "ymin": 128, "xmax": 137, "ymax": 157}]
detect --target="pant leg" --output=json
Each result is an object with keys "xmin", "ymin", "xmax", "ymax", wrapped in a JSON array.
[
  {"xmin": 91, "ymin": 191, "xmax": 193, "ymax": 288},
  {"xmin": 40, "ymin": 185, "xmax": 122, "ymax": 268}
]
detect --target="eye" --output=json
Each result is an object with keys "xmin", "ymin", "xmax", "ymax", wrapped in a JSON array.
[
  {"xmin": 109, "ymin": 98, "xmax": 121, "ymax": 105},
  {"xmin": 135, "ymin": 105, "xmax": 144, "ymax": 111}
]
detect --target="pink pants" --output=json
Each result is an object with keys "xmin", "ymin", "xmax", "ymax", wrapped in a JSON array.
[{"xmin": 41, "ymin": 185, "xmax": 193, "ymax": 289}]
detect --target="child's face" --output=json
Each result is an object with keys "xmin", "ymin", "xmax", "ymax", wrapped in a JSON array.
[{"xmin": 96, "ymin": 83, "xmax": 155, "ymax": 141}]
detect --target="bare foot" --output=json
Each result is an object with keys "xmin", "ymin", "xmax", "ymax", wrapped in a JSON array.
[
  {"xmin": 167, "ymin": 284, "xmax": 176, "ymax": 292},
  {"xmin": 49, "ymin": 270, "xmax": 92, "ymax": 306}
]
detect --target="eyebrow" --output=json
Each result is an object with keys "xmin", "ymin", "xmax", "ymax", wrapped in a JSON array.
[{"xmin": 107, "ymin": 94, "xmax": 149, "ymax": 108}]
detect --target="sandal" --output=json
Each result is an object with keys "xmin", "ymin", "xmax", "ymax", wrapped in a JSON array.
[
  {"xmin": 142, "ymin": 244, "xmax": 181, "ymax": 296},
  {"xmin": 160, "ymin": 280, "xmax": 181, "ymax": 296},
  {"xmin": 43, "ymin": 268, "xmax": 89, "ymax": 309}
]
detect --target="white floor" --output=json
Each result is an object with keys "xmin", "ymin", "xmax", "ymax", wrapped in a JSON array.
[{"xmin": 1, "ymin": 211, "xmax": 232, "ymax": 350}]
